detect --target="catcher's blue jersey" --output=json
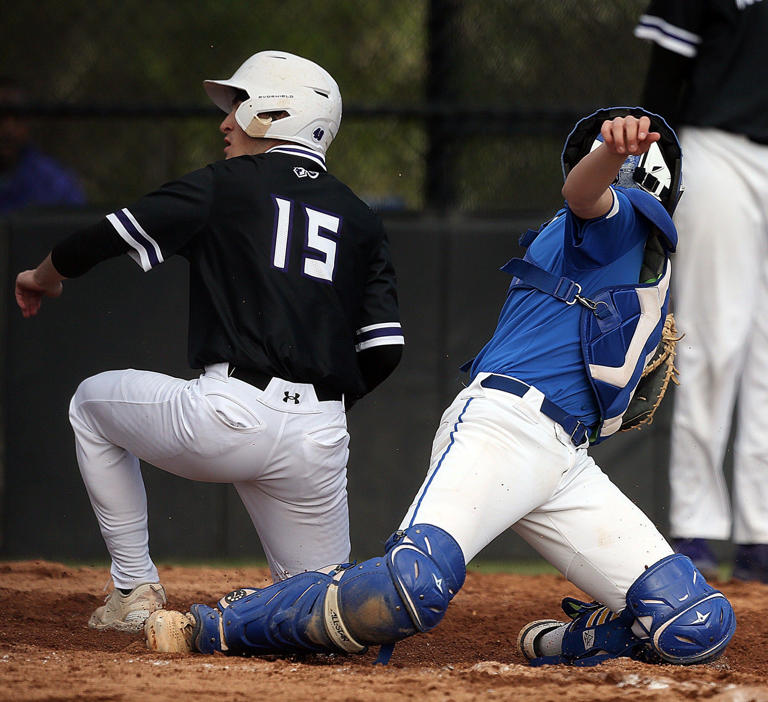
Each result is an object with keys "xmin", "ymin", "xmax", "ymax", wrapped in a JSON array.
[{"xmin": 470, "ymin": 188, "xmax": 651, "ymax": 428}]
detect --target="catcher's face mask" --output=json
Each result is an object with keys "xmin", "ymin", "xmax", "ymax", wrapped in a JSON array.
[{"xmin": 562, "ymin": 107, "xmax": 683, "ymax": 215}]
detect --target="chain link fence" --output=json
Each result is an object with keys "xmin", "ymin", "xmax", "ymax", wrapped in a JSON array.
[{"xmin": 2, "ymin": 0, "xmax": 651, "ymax": 214}]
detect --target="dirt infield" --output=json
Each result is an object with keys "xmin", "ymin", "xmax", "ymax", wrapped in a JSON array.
[{"xmin": 2, "ymin": 560, "xmax": 767, "ymax": 701}]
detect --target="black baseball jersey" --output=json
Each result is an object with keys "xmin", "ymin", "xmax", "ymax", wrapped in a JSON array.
[
  {"xmin": 635, "ymin": 0, "xmax": 768, "ymax": 140},
  {"xmin": 52, "ymin": 145, "xmax": 403, "ymax": 397}
]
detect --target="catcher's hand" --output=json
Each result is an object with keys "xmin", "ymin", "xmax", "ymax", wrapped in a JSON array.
[
  {"xmin": 145, "ymin": 609, "xmax": 195, "ymax": 653},
  {"xmin": 620, "ymin": 313, "xmax": 681, "ymax": 432}
]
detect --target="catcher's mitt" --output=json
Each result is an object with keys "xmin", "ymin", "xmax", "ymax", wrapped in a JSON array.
[
  {"xmin": 620, "ymin": 313, "xmax": 681, "ymax": 432},
  {"xmin": 145, "ymin": 609, "xmax": 195, "ymax": 653}
]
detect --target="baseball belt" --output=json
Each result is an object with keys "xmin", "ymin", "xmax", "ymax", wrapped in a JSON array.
[{"xmin": 480, "ymin": 374, "xmax": 590, "ymax": 447}]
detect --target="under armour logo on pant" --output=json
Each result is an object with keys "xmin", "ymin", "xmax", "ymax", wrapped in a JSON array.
[{"xmin": 283, "ymin": 392, "xmax": 301, "ymax": 404}]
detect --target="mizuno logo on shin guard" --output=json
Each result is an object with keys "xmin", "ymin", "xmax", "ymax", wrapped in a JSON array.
[
  {"xmin": 692, "ymin": 610, "xmax": 711, "ymax": 625},
  {"xmin": 323, "ymin": 584, "xmax": 366, "ymax": 653}
]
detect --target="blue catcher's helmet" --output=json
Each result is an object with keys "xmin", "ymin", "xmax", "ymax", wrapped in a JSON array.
[{"xmin": 561, "ymin": 107, "xmax": 683, "ymax": 216}]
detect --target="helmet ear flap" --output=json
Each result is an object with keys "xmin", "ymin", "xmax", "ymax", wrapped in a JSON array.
[{"xmin": 235, "ymin": 102, "xmax": 274, "ymax": 138}]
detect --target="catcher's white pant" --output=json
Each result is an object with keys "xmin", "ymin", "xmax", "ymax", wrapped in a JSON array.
[
  {"xmin": 669, "ymin": 127, "xmax": 768, "ymax": 544},
  {"xmin": 69, "ymin": 363, "xmax": 350, "ymax": 589},
  {"xmin": 399, "ymin": 373, "xmax": 673, "ymax": 613}
]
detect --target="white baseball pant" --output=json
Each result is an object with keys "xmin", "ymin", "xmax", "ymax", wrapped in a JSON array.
[
  {"xmin": 669, "ymin": 127, "xmax": 768, "ymax": 544},
  {"xmin": 69, "ymin": 362, "xmax": 350, "ymax": 588},
  {"xmin": 399, "ymin": 373, "xmax": 673, "ymax": 613}
]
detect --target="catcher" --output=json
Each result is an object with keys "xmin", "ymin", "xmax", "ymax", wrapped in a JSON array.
[{"xmin": 144, "ymin": 108, "xmax": 735, "ymax": 667}]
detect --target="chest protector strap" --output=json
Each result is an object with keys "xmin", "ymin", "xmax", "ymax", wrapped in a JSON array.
[
  {"xmin": 504, "ymin": 236, "xmax": 671, "ymax": 445},
  {"xmin": 502, "ymin": 258, "xmax": 612, "ymax": 319}
]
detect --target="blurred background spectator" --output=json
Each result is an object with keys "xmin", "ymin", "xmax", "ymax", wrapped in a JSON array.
[{"xmin": 0, "ymin": 77, "xmax": 86, "ymax": 214}]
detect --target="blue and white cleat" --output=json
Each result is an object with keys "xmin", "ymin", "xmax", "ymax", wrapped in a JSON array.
[{"xmin": 517, "ymin": 598, "xmax": 653, "ymax": 666}]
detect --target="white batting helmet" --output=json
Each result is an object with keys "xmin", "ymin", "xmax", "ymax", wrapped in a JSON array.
[{"xmin": 204, "ymin": 51, "xmax": 342, "ymax": 155}]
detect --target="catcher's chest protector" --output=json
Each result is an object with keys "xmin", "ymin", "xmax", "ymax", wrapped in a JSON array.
[
  {"xmin": 506, "ymin": 218, "xmax": 672, "ymax": 445},
  {"xmin": 578, "ymin": 258, "xmax": 671, "ymax": 442}
]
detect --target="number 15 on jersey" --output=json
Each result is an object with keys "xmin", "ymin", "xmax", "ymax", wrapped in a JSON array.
[{"xmin": 271, "ymin": 196, "xmax": 341, "ymax": 283}]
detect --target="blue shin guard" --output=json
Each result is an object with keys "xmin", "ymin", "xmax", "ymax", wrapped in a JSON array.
[
  {"xmin": 190, "ymin": 573, "xmax": 336, "ymax": 656},
  {"xmin": 188, "ymin": 524, "xmax": 466, "ymax": 657},
  {"xmin": 190, "ymin": 603, "xmax": 224, "ymax": 654}
]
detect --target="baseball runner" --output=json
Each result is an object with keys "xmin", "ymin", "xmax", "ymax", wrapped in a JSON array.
[
  {"xmin": 635, "ymin": 0, "xmax": 768, "ymax": 582},
  {"xmin": 144, "ymin": 109, "xmax": 736, "ymax": 667},
  {"xmin": 14, "ymin": 50, "xmax": 404, "ymax": 632}
]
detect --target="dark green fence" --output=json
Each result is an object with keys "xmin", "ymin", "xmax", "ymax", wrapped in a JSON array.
[{"xmin": 2, "ymin": 1, "xmax": 651, "ymax": 214}]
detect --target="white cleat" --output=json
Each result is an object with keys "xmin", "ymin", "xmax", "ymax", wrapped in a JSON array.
[{"xmin": 88, "ymin": 583, "xmax": 167, "ymax": 632}]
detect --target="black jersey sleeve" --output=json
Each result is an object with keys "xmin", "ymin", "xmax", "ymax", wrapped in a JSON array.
[
  {"xmin": 105, "ymin": 166, "xmax": 215, "ymax": 272},
  {"xmin": 353, "ymin": 227, "xmax": 405, "ymax": 352},
  {"xmin": 635, "ymin": 0, "xmax": 706, "ymax": 58},
  {"xmin": 51, "ymin": 217, "xmax": 131, "ymax": 278},
  {"xmin": 346, "ymin": 344, "xmax": 403, "ymax": 409},
  {"xmin": 640, "ymin": 44, "xmax": 693, "ymax": 129},
  {"xmin": 358, "ymin": 344, "xmax": 403, "ymax": 391}
]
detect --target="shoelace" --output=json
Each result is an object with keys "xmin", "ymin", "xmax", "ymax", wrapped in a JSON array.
[{"xmin": 100, "ymin": 578, "xmax": 113, "ymax": 601}]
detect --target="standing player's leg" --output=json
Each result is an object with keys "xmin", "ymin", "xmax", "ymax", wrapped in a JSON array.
[
  {"xmin": 729, "ymin": 140, "xmax": 768, "ymax": 581},
  {"xmin": 732, "ymin": 247, "xmax": 768, "ymax": 579},
  {"xmin": 668, "ymin": 128, "xmax": 757, "ymax": 552}
]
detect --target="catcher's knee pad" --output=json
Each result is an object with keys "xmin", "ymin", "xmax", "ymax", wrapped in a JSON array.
[
  {"xmin": 334, "ymin": 523, "xmax": 466, "ymax": 647},
  {"xmin": 626, "ymin": 553, "xmax": 736, "ymax": 664}
]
